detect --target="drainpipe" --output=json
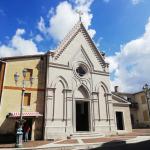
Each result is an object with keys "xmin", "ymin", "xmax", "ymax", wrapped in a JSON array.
[
  {"xmin": 42, "ymin": 54, "xmax": 48, "ymax": 140},
  {"xmin": 0, "ymin": 60, "xmax": 6, "ymax": 102}
]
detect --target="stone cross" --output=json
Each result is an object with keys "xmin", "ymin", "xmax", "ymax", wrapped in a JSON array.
[{"xmin": 76, "ymin": 10, "xmax": 83, "ymax": 21}]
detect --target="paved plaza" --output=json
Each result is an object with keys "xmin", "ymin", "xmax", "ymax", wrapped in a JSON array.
[{"xmin": 0, "ymin": 129, "xmax": 150, "ymax": 149}]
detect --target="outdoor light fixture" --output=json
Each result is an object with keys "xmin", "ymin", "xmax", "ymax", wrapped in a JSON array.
[
  {"xmin": 22, "ymin": 69, "xmax": 27, "ymax": 78},
  {"xmin": 143, "ymin": 83, "xmax": 150, "ymax": 118},
  {"xmin": 14, "ymin": 69, "xmax": 34, "ymax": 148},
  {"xmin": 14, "ymin": 72, "xmax": 19, "ymax": 85}
]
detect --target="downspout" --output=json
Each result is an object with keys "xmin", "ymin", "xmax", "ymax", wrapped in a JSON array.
[
  {"xmin": 0, "ymin": 60, "xmax": 6, "ymax": 104},
  {"xmin": 42, "ymin": 54, "xmax": 48, "ymax": 140}
]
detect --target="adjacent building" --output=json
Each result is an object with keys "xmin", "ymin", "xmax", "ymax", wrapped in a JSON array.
[
  {"xmin": 0, "ymin": 55, "xmax": 46, "ymax": 141},
  {"xmin": 114, "ymin": 86, "xmax": 150, "ymax": 128}
]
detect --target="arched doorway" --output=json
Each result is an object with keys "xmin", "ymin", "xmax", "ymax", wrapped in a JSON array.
[{"xmin": 74, "ymin": 85, "xmax": 90, "ymax": 132}]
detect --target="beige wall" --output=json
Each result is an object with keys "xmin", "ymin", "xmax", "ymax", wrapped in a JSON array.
[
  {"xmin": 113, "ymin": 105, "xmax": 132, "ymax": 133},
  {"xmin": 133, "ymin": 92, "xmax": 150, "ymax": 127},
  {"xmin": 0, "ymin": 56, "xmax": 46, "ymax": 140}
]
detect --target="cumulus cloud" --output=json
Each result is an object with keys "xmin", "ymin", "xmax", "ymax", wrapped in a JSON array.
[
  {"xmin": 107, "ymin": 17, "xmax": 150, "ymax": 92},
  {"xmin": 37, "ymin": 0, "xmax": 95, "ymax": 41},
  {"xmin": 38, "ymin": 17, "xmax": 47, "ymax": 34},
  {"xmin": 0, "ymin": 29, "xmax": 40, "ymax": 57},
  {"xmin": 35, "ymin": 34, "xmax": 43, "ymax": 42},
  {"xmin": 131, "ymin": 0, "xmax": 142, "ymax": 5}
]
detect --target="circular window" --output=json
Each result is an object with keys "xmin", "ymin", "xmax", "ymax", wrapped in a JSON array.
[{"xmin": 76, "ymin": 64, "xmax": 88, "ymax": 77}]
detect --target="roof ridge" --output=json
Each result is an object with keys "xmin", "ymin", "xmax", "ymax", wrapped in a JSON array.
[{"xmin": 79, "ymin": 23, "xmax": 106, "ymax": 67}]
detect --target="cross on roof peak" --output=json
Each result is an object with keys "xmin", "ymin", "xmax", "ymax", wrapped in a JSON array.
[{"xmin": 76, "ymin": 10, "xmax": 83, "ymax": 22}]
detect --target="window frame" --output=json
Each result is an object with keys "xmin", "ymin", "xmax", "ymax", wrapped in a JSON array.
[
  {"xmin": 23, "ymin": 93, "xmax": 31, "ymax": 106},
  {"xmin": 24, "ymin": 68, "xmax": 33, "ymax": 81}
]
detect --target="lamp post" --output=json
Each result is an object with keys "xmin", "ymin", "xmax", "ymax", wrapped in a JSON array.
[
  {"xmin": 14, "ymin": 69, "xmax": 33, "ymax": 148},
  {"xmin": 143, "ymin": 83, "xmax": 150, "ymax": 118}
]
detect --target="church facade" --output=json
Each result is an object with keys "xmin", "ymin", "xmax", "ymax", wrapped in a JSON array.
[
  {"xmin": 0, "ymin": 21, "xmax": 132, "ymax": 141},
  {"xmin": 44, "ymin": 21, "xmax": 132, "ymax": 139}
]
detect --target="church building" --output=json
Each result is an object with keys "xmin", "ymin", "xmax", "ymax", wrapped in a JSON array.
[
  {"xmin": 0, "ymin": 21, "xmax": 132, "ymax": 141},
  {"xmin": 44, "ymin": 21, "xmax": 132, "ymax": 139}
]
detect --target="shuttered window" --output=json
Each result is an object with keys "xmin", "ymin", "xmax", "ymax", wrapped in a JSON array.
[
  {"xmin": 141, "ymin": 95, "xmax": 146, "ymax": 104},
  {"xmin": 24, "ymin": 93, "xmax": 31, "ymax": 106},
  {"xmin": 25, "ymin": 69, "xmax": 33, "ymax": 81},
  {"xmin": 143, "ymin": 110, "xmax": 149, "ymax": 121}
]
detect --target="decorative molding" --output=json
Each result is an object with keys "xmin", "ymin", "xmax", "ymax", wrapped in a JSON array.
[
  {"xmin": 3, "ymin": 86, "xmax": 45, "ymax": 92},
  {"xmin": 51, "ymin": 21, "xmax": 106, "ymax": 69}
]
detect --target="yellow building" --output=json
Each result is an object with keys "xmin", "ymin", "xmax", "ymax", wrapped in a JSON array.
[
  {"xmin": 114, "ymin": 86, "xmax": 150, "ymax": 128},
  {"xmin": 0, "ymin": 54, "xmax": 46, "ymax": 141},
  {"xmin": 132, "ymin": 91, "xmax": 150, "ymax": 128}
]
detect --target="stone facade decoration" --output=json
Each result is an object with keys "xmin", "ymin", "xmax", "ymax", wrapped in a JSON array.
[{"xmin": 44, "ymin": 21, "xmax": 132, "ymax": 139}]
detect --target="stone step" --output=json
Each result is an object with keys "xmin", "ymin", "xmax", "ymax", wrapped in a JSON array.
[{"xmin": 69, "ymin": 132, "xmax": 104, "ymax": 139}]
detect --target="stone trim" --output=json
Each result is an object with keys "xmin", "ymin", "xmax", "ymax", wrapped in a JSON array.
[{"xmin": 3, "ymin": 86, "xmax": 45, "ymax": 92}]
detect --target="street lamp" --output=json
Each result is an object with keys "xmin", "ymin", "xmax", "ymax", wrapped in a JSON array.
[
  {"xmin": 14, "ymin": 69, "xmax": 33, "ymax": 148},
  {"xmin": 143, "ymin": 83, "xmax": 150, "ymax": 118}
]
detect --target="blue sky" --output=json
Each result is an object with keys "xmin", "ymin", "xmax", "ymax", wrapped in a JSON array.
[
  {"xmin": 0, "ymin": 0, "xmax": 150, "ymax": 54},
  {"xmin": 0, "ymin": 0, "xmax": 150, "ymax": 92}
]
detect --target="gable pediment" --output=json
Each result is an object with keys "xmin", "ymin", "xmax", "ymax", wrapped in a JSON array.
[
  {"xmin": 112, "ymin": 93, "xmax": 130, "ymax": 105},
  {"xmin": 69, "ymin": 45, "xmax": 94, "ymax": 70},
  {"xmin": 50, "ymin": 21, "xmax": 107, "ymax": 72}
]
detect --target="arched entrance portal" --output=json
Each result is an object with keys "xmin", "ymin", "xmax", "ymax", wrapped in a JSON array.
[{"xmin": 74, "ymin": 85, "xmax": 90, "ymax": 132}]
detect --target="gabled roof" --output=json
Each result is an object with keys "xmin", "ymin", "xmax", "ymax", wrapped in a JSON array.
[
  {"xmin": 0, "ymin": 54, "xmax": 45, "ymax": 61},
  {"xmin": 49, "ymin": 21, "xmax": 107, "ymax": 68},
  {"xmin": 112, "ymin": 93, "xmax": 131, "ymax": 105}
]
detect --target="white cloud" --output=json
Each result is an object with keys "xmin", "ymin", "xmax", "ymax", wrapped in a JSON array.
[
  {"xmin": 95, "ymin": 37, "xmax": 103, "ymax": 49},
  {"xmin": 107, "ymin": 17, "xmax": 150, "ymax": 92},
  {"xmin": 47, "ymin": 7, "xmax": 54, "ymax": 18},
  {"xmin": 48, "ymin": 1, "xmax": 78, "ymax": 41},
  {"xmin": 35, "ymin": 34, "xmax": 43, "ymax": 42},
  {"xmin": 131, "ymin": 0, "xmax": 142, "ymax": 5},
  {"xmin": 38, "ymin": 17, "xmax": 47, "ymax": 34},
  {"xmin": 38, "ymin": 0, "xmax": 95, "ymax": 41},
  {"xmin": 0, "ymin": 29, "xmax": 41, "ymax": 57}
]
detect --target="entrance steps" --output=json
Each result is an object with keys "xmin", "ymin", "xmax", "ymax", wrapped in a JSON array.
[{"xmin": 69, "ymin": 132, "xmax": 104, "ymax": 139}]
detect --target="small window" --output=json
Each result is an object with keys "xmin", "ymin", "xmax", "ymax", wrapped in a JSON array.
[
  {"xmin": 76, "ymin": 67, "xmax": 86, "ymax": 76},
  {"xmin": 76, "ymin": 64, "xmax": 88, "ymax": 77},
  {"xmin": 141, "ymin": 95, "xmax": 146, "ymax": 104},
  {"xmin": 25, "ymin": 69, "xmax": 33, "ymax": 81},
  {"xmin": 143, "ymin": 110, "xmax": 149, "ymax": 121},
  {"xmin": 24, "ymin": 93, "xmax": 31, "ymax": 106}
]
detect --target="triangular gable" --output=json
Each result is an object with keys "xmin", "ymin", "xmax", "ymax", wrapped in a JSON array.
[
  {"xmin": 112, "ymin": 93, "xmax": 130, "ymax": 105},
  {"xmin": 69, "ymin": 45, "xmax": 94, "ymax": 70},
  {"xmin": 51, "ymin": 21, "xmax": 106, "ymax": 68}
]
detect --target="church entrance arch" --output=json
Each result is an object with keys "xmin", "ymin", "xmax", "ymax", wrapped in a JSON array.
[{"xmin": 74, "ymin": 85, "xmax": 91, "ymax": 132}]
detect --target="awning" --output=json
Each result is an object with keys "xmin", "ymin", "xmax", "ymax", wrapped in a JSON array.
[{"xmin": 7, "ymin": 112, "xmax": 43, "ymax": 118}]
